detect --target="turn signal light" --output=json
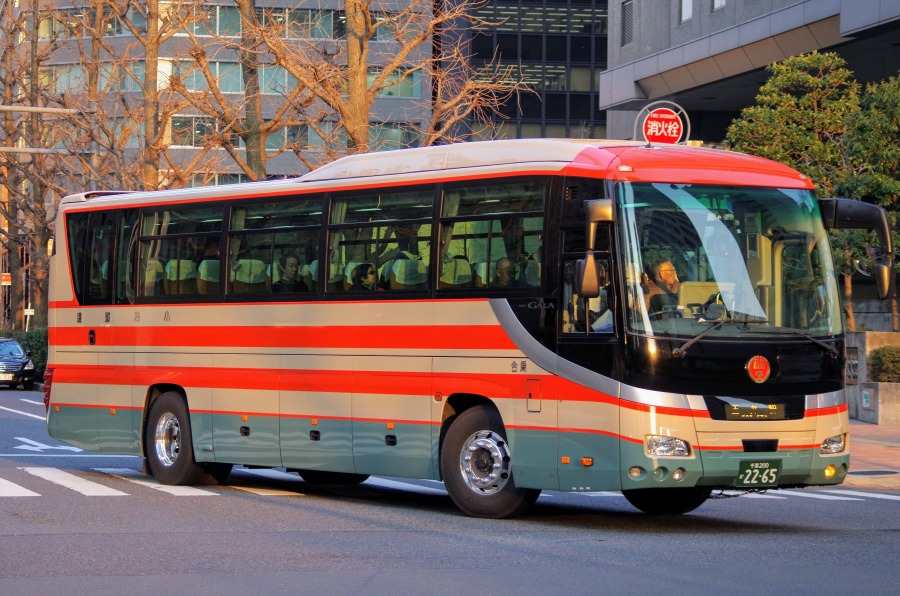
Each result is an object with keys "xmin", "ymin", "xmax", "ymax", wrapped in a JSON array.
[{"xmin": 824, "ymin": 465, "xmax": 836, "ymax": 480}]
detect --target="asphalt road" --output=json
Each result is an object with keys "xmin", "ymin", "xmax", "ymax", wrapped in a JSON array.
[{"xmin": 1, "ymin": 389, "xmax": 897, "ymax": 595}]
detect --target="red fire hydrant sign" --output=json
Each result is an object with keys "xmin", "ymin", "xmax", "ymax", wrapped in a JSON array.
[{"xmin": 642, "ymin": 108, "xmax": 683, "ymax": 144}]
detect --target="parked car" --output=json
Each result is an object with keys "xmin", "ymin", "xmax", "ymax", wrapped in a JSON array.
[{"xmin": 0, "ymin": 339, "xmax": 35, "ymax": 391}]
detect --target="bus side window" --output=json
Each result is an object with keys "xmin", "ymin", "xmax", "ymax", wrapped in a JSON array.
[
  {"xmin": 82, "ymin": 211, "xmax": 116, "ymax": 305},
  {"xmin": 562, "ymin": 257, "xmax": 613, "ymax": 334}
]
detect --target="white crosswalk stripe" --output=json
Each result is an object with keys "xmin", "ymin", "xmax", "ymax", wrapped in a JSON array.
[
  {"xmin": 19, "ymin": 467, "xmax": 128, "ymax": 496},
  {"xmin": 93, "ymin": 468, "xmax": 218, "ymax": 496},
  {"xmin": 0, "ymin": 476, "xmax": 39, "ymax": 497},
  {"xmin": 0, "ymin": 468, "xmax": 895, "ymax": 505}
]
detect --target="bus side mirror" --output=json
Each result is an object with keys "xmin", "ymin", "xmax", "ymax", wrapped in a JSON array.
[
  {"xmin": 584, "ymin": 199, "xmax": 613, "ymax": 252},
  {"xmin": 576, "ymin": 254, "xmax": 606, "ymax": 298},
  {"xmin": 820, "ymin": 198, "xmax": 893, "ymax": 300},
  {"xmin": 874, "ymin": 263, "xmax": 893, "ymax": 300}
]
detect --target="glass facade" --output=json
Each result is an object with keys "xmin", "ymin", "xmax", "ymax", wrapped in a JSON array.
[{"xmin": 470, "ymin": 0, "xmax": 608, "ymax": 139}]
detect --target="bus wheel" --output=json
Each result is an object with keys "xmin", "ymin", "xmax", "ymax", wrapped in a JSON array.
[
  {"xmin": 297, "ymin": 470, "xmax": 369, "ymax": 485},
  {"xmin": 441, "ymin": 406, "xmax": 540, "ymax": 518},
  {"xmin": 622, "ymin": 487, "xmax": 712, "ymax": 515},
  {"xmin": 145, "ymin": 392, "xmax": 232, "ymax": 486}
]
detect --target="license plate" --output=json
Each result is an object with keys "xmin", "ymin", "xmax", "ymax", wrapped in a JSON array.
[
  {"xmin": 0, "ymin": 373, "xmax": 13, "ymax": 381},
  {"xmin": 736, "ymin": 460, "xmax": 781, "ymax": 487}
]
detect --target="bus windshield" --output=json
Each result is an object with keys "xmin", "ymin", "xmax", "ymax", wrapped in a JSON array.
[{"xmin": 617, "ymin": 182, "xmax": 842, "ymax": 339}]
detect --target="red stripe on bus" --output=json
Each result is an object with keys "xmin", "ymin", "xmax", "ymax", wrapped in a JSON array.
[
  {"xmin": 806, "ymin": 404, "xmax": 847, "ymax": 416},
  {"xmin": 694, "ymin": 443, "xmax": 822, "ymax": 451},
  {"xmin": 48, "ymin": 324, "xmax": 518, "ymax": 350},
  {"xmin": 620, "ymin": 399, "xmax": 710, "ymax": 418}
]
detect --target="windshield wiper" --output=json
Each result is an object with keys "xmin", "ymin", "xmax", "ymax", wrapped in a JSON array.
[
  {"xmin": 672, "ymin": 318, "xmax": 769, "ymax": 359},
  {"xmin": 739, "ymin": 327, "xmax": 839, "ymax": 357}
]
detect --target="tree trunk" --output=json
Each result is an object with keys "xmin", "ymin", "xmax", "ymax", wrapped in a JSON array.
[
  {"xmin": 238, "ymin": 0, "xmax": 266, "ymax": 180},
  {"xmin": 344, "ymin": 0, "xmax": 370, "ymax": 153},
  {"xmin": 141, "ymin": 0, "xmax": 161, "ymax": 189},
  {"xmin": 842, "ymin": 270, "xmax": 856, "ymax": 331}
]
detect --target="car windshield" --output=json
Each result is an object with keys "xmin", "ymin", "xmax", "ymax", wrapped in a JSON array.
[
  {"xmin": 617, "ymin": 182, "xmax": 842, "ymax": 340},
  {"xmin": 0, "ymin": 342, "xmax": 25, "ymax": 357}
]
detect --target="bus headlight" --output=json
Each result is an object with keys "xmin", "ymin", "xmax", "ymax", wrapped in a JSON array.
[
  {"xmin": 646, "ymin": 435, "xmax": 691, "ymax": 457},
  {"xmin": 820, "ymin": 434, "xmax": 846, "ymax": 454}
]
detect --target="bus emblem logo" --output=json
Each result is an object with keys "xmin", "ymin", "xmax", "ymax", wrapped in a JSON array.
[{"xmin": 746, "ymin": 356, "xmax": 771, "ymax": 384}]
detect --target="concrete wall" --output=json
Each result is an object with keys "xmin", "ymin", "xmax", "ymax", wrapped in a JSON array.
[{"xmin": 845, "ymin": 331, "xmax": 900, "ymax": 424}]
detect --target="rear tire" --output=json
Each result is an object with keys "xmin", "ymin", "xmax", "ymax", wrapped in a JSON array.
[
  {"xmin": 297, "ymin": 470, "xmax": 369, "ymax": 485},
  {"xmin": 145, "ymin": 392, "xmax": 232, "ymax": 485},
  {"xmin": 440, "ymin": 405, "xmax": 540, "ymax": 518},
  {"xmin": 622, "ymin": 487, "xmax": 712, "ymax": 515}
]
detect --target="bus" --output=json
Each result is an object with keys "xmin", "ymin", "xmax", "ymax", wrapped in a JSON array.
[{"xmin": 44, "ymin": 139, "xmax": 892, "ymax": 518}]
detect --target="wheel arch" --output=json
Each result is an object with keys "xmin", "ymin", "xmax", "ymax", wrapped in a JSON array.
[{"xmin": 438, "ymin": 393, "xmax": 502, "ymax": 481}]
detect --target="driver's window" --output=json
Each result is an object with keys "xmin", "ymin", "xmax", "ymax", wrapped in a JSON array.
[{"xmin": 561, "ymin": 257, "xmax": 613, "ymax": 334}]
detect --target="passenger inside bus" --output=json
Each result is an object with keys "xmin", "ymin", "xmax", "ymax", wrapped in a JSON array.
[
  {"xmin": 272, "ymin": 251, "xmax": 308, "ymax": 293},
  {"xmin": 350, "ymin": 263, "xmax": 380, "ymax": 291},
  {"xmin": 492, "ymin": 257, "xmax": 518, "ymax": 288}
]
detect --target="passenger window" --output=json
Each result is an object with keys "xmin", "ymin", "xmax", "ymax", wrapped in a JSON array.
[
  {"xmin": 439, "ymin": 180, "xmax": 545, "ymax": 291},
  {"xmin": 329, "ymin": 188, "xmax": 434, "ymax": 292}
]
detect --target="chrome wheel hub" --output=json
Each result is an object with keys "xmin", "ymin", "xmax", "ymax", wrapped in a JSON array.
[
  {"xmin": 458, "ymin": 430, "xmax": 512, "ymax": 495},
  {"xmin": 153, "ymin": 412, "xmax": 181, "ymax": 467}
]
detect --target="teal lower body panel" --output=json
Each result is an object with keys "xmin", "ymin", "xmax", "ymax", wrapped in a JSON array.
[
  {"xmin": 98, "ymin": 408, "xmax": 138, "ymax": 455},
  {"xmin": 698, "ymin": 449, "xmax": 849, "ymax": 487},
  {"xmin": 618, "ymin": 440, "xmax": 850, "ymax": 490},
  {"xmin": 557, "ymin": 431, "xmax": 622, "ymax": 492},
  {"xmin": 47, "ymin": 406, "xmax": 99, "ymax": 452},
  {"xmin": 211, "ymin": 413, "xmax": 282, "ymax": 467},
  {"xmin": 619, "ymin": 440, "xmax": 705, "ymax": 490},
  {"xmin": 506, "ymin": 428, "xmax": 560, "ymax": 491},
  {"xmin": 353, "ymin": 420, "xmax": 434, "ymax": 479},
  {"xmin": 281, "ymin": 418, "xmax": 356, "ymax": 473}
]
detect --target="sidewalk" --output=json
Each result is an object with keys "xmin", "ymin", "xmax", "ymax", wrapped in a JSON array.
[{"xmin": 844, "ymin": 419, "xmax": 900, "ymax": 492}]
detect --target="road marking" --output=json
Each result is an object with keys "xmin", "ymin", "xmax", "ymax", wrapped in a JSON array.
[
  {"xmin": 231, "ymin": 468, "xmax": 306, "ymax": 495},
  {"xmin": 93, "ymin": 468, "xmax": 218, "ymax": 496},
  {"xmin": 19, "ymin": 467, "xmax": 128, "ymax": 496},
  {"xmin": 818, "ymin": 489, "xmax": 900, "ymax": 502},
  {"xmin": 231, "ymin": 485, "xmax": 305, "ymax": 496},
  {"xmin": 777, "ymin": 490, "xmax": 863, "ymax": 501},
  {"xmin": 0, "ymin": 476, "xmax": 39, "ymax": 497},
  {"xmin": 14, "ymin": 438, "xmax": 82, "ymax": 452},
  {"xmin": 19, "ymin": 399, "xmax": 44, "ymax": 406},
  {"xmin": 0, "ymin": 405, "xmax": 45, "ymax": 420}
]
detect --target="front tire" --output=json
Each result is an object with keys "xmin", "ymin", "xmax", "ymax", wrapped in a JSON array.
[
  {"xmin": 145, "ymin": 392, "xmax": 232, "ymax": 485},
  {"xmin": 440, "ymin": 406, "xmax": 540, "ymax": 518},
  {"xmin": 622, "ymin": 487, "xmax": 712, "ymax": 515}
]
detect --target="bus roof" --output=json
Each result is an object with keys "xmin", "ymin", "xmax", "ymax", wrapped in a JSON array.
[
  {"xmin": 299, "ymin": 139, "xmax": 813, "ymax": 189},
  {"xmin": 58, "ymin": 139, "xmax": 813, "ymax": 210}
]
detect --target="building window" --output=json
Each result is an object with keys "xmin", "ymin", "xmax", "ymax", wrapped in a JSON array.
[
  {"xmin": 712, "ymin": 0, "xmax": 726, "ymax": 10},
  {"xmin": 369, "ymin": 123, "xmax": 420, "ymax": 151},
  {"xmin": 681, "ymin": 0, "xmax": 693, "ymax": 23},
  {"xmin": 171, "ymin": 116, "xmax": 216, "ymax": 147},
  {"xmin": 368, "ymin": 68, "xmax": 421, "ymax": 98},
  {"xmin": 621, "ymin": 1, "xmax": 633, "ymax": 46},
  {"xmin": 177, "ymin": 62, "xmax": 243, "ymax": 93}
]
